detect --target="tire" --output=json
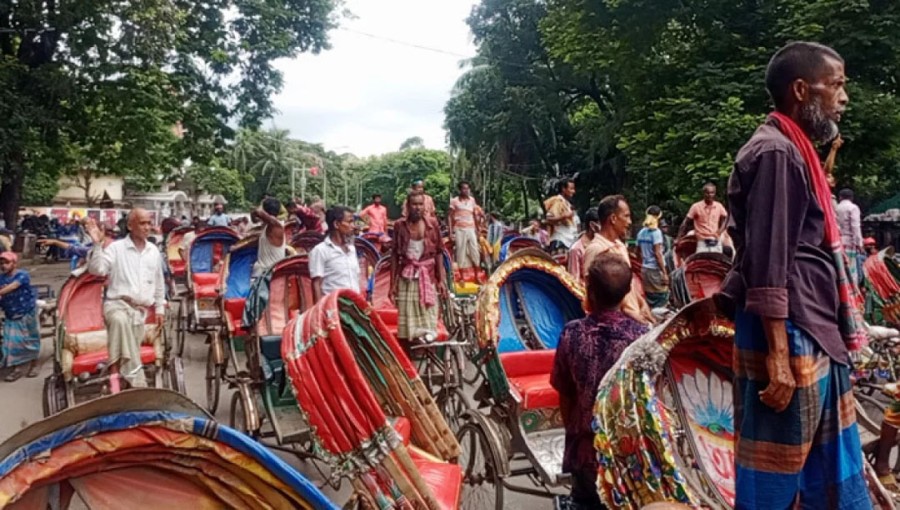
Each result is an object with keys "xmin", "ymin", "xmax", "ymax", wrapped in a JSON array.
[
  {"xmin": 457, "ymin": 420, "xmax": 504, "ymax": 510},
  {"xmin": 229, "ymin": 389, "xmax": 259, "ymax": 438},
  {"xmin": 206, "ymin": 343, "xmax": 222, "ymax": 414},
  {"xmin": 857, "ymin": 392, "xmax": 888, "ymax": 437},
  {"xmin": 435, "ymin": 386, "xmax": 471, "ymax": 433},
  {"xmin": 163, "ymin": 357, "xmax": 187, "ymax": 394},
  {"xmin": 42, "ymin": 375, "xmax": 68, "ymax": 418},
  {"xmin": 176, "ymin": 302, "xmax": 186, "ymax": 358}
]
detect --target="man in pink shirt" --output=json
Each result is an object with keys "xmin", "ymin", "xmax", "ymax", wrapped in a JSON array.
[
  {"xmin": 679, "ymin": 182, "xmax": 728, "ymax": 253},
  {"xmin": 360, "ymin": 194, "xmax": 389, "ymax": 235},
  {"xmin": 449, "ymin": 181, "xmax": 483, "ymax": 282}
]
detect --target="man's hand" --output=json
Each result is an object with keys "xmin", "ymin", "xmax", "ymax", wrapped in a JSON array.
[
  {"xmin": 759, "ymin": 352, "xmax": 796, "ymax": 412},
  {"xmin": 84, "ymin": 218, "xmax": 104, "ymax": 245},
  {"xmin": 437, "ymin": 281, "xmax": 449, "ymax": 299},
  {"xmin": 390, "ymin": 282, "xmax": 398, "ymax": 304},
  {"xmin": 155, "ymin": 309, "xmax": 166, "ymax": 326},
  {"xmin": 661, "ymin": 273, "xmax": 670, "ymax": 285}
]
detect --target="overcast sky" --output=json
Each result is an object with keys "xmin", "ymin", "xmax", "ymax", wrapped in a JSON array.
[{"xmin": 269, "ymin": 0, "xmax": 479, "ymax": 157}]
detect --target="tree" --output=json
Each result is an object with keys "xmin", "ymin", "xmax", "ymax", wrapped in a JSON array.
[
  {"xmin": 448, "ymin": 0, "xmax": 900, "ymax": 218},
  {"xmin": 358, "ymin": 149, "xmax": 453, "ymax": 217},
  {"xmin": 0, "ymin": 0, "xmax": 340, "ymax": 223},
  {"xmin": 399, "ymin": 136, "xmax": 425, "ymax": 151}
]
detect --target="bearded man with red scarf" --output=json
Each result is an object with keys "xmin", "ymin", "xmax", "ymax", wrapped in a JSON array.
[{"xmin": 718, "ymin": 42, "xmax": 871, "ymax": 509}]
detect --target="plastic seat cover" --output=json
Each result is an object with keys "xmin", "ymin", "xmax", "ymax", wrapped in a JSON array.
[
  {"xmin": 410, "ymin": 454, "xmax": 463, "ymax": 510},
  {"xmin": 192, "ymin": 272, "xmax": 220, "ymax": 298},
  {"xmin": 500, "ymin": 350, "xmax": 559, "ymax": 410},
  {"xmin": 71, "ymin": 346, "xmax": 157, "ymax": 377},
  {"xmin": 223, "ymin": 298, "xmax": 247, "ymax": 334}
]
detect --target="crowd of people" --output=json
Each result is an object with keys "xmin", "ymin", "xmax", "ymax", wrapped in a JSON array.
[{"xmin": 0, "ymin": 39, "xmax": 893, "ymax": 510}]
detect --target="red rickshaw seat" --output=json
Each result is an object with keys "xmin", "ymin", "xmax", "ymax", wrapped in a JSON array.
[
  {"xmin": 71, "ymin": 345, "xmax": 157, "ymax": 377},
  {"xmin": 170, "ymin": 260, "xmax": 186, "ymax": 277},
  {"xmin": 373, "ymin": 307, "xmax": 449, "ymax": 341},
  {"xmin": 411, "ymin": 454, "xmax": 463, "ymax": 510},
  {"xmin": 224, "ymin": 298, "xmax": 247, "ymax": 334},
  {"xmin": 499, "ymin": 350, "xmax": 559, "ymax": 410},
  {"xmin": 193, "ymin": 273, "xmax": 220, "ymax": 298}
]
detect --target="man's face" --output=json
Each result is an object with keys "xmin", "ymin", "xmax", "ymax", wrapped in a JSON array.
[
  {"xmin": 409, "ymin": 195, "xmax": 425, "ymax": 220},
  {"xmin": 374, "ymin": 195, "xmax": 382, "ymax": 205},
  {"xmin": 459, "ymin": 184, "xmax": 470, "ymax": 197},
  {"xmin": 214, "ymin": 205, "xmax": 223, "ymax": 214},
  {"xmin": 563, "ymin": 182, "xmax": 575, "ymax": 199},
  {"xmin": 0, "ymin": 258, "xmax": 14, "ymax": 275},
  {"xmin": 337, "ymin": 211, "xmax": 355, "ymax": 236},
  {"xmin": 412, "ymin": 182, "xmax": 424, "ymax": 194},
  {"xmin": 703, "ymin": 186, "xmax": 716, "ymax": 204},
  {"xmin": 129, "ymin": 211, "xmax": 152, "ymax": 242},
  {"xmin": 611, "ymin": 201, "xmax": 632, "ymax": 238},
  {"xmin": 798, "ymin": 57, "xmax": 849, "ymax": 143}
]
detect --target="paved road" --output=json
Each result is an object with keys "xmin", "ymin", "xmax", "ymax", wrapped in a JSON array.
[{"xmin": 0, "ymin": 259, "xmax": 555, "ymax": 509}]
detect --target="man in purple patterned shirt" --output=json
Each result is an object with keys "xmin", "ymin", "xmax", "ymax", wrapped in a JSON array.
[{"xmin": 551, "ymin": 251, "xmax": 649, "ymax": 508}]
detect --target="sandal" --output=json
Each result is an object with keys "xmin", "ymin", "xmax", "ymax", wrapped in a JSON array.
[
  {"xmin": 878, "ymin": 473, "xmax": 900, "ymax": 498},
  {"xmin": 4, "ymin": 369, "xmax": 24, "ymax": 382},
  {"xmin": 26, "ymin": 364, "xmax": 39, "ymax": 378}
]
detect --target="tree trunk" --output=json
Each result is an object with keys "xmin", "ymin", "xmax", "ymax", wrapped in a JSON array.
[{"xmin": 0, "ymin": 151, "xmax": 26, "ymax": 225}]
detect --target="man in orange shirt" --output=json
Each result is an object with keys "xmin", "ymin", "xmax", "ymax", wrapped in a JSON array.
[
  {"xmin": 583, "ymin": 195, "xmax": 654, "ymax": 325},
  {"xmin": 360, "ymin": 194, "xmax": 389, "ymax": 236},
  {"xmin": 679, "ymin": 183, "xmax": 728, "ymax": 253}
]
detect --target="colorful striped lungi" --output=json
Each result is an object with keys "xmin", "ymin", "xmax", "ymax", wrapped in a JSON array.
[
  {"xmin": 396, "ymin": 277, "xmax": 438, "ymax": 340},
  {"xmin": 734, "ymin": 310, "xmax": 871, "ymax": 510},
  {"xmin": 1, "ymin": 311, "xmax": 40, "ymax": 367}
]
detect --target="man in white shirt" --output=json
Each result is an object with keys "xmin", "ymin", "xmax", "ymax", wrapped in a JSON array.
[
  {"xmin": 836, "ymin": 188, "xmax": 863, "ymax": 284},
  {"xmin": 309, "ymin": 206, "xmax": 359, "ymax": 302},
  {"xmin": 85, "ymin": 208, "xmax": 166, "ymax": 388},
  {"xmin": 207, "ymin": 203, "xmax": 231, "ymax": 228}
]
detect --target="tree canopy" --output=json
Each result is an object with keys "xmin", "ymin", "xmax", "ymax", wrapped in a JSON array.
[
  {"xmin": 445, "ymin": 0, "xmax": 900, "ymax": 218},
  {"xmin": 0, "ymin": 0, "xmax": 340, "ymax": 221}
]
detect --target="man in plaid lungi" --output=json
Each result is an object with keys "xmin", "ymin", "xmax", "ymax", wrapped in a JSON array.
[
  {"xmin": 719, "ymin": 42, "xmax": 870, "ymax": 509},
  {"xmin": 391, "ymin": 191, "xmax": 448, "ymax": 342}
]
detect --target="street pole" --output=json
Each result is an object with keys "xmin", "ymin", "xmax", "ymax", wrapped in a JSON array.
[
  {"xmin": 323, "ymin": 163, "xmax": 327, "ymax": 209},
  {"xmin": 290, "ymin": 167, "xmax": 295, "ymax": 202},
  {"xmin": 300, "ymin": 168, "xmax": 307, "ymax": 204}
]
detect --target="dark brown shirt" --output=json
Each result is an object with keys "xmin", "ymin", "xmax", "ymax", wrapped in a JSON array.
[
  {"xmin": 718, "ymin": 119, "xmax": 847, "ymax": 364},
  {"xmin": 391, "ymin": 216, "xmax": 446, "ymax": 286}
]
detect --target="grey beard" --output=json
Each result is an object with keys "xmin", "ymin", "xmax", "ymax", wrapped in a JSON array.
[{"xmin": 799, "ymin": 99, "xmax": 839, "ymax": 143}]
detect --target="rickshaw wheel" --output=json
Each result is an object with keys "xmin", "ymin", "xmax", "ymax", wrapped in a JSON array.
[
  {"xmin": 436, "ymin": 386, "xmax": 471, "ymax": 432},
  {"xmin": 229, "ymin": 390, "xmax": 259, "ymax": 439},
  {"xmin": 42, "ymin": 375, "xmax": 68, "ymax": 418},
  {"xmin": 175, "ymin": 302, "xmax": 186, "ymax": 358},
  {"xmin": 457, "ymin": 420, "xmax": 504, "ymax": 510},
  {"xmin": 163, "ymin": 357, "xmax": 187, "ymax": 394},
  {"xmin": 206, "ymin": 343, "xmax": 221, "ymax": 414}
]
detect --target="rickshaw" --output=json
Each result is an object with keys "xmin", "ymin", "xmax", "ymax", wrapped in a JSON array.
[
  {"xmin": 669, "ymin": 252, "xmax": 732, "ymax": 309},
  {"xmin": 593, "ymin": 298, "xmax": 893, "ymax": 509},
  {"xmin": 206, "ymin": 234, "xmax": 259, "ymax": 414},
  {"xmin": 864, "ymin": 247, "xmax": 900, "ymax": 326},
  {"xmin": 162, "ymin": 226, "xmax": 193, "ymax": 291},
  {"xmin": 355, "ymin": 236, "xmax": 381, "ymax": 294},
  {"xmin": 42, "ymin": 272, "xmax": 185, "ymax": 417},
  {"xmin": 228, "ymin": 255, "xmax": 315, "ymax": 450},
  {"xmin": 283, "ymin": 290, "xmax": 463, "ymax": 509},
  {"xmin": 457, "ymin": 250, "xmax": 585, "ymax": 508},
  {"xmin": 367, "ymin": 250, "xmax": 471, "ymax": 429},
  {"xmin": 175, "ymin": 226, "xmax": 240, "ymax": 356},
  {"xmin": 2, "ymin": 389, "xmax": 338, "ymax": 509},
  {"xmin": 290, "ymin": 231, "xmax": 324, "ymax": 255},
  {"xmin": 496, "ymin": 236, "xmax": 542, "ymax": 264}
]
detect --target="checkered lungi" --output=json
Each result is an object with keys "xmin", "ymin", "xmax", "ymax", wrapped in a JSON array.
[
  {"xmin": 734, "ymin": 310, "xmax": 871, "ymax": 510},
  {"xmin": 396, "ymin": 277, "xmax": 438, "ymax": 340},
  {"xmin": 1, "ymin": 311, "xmax": 40, "ymax": 367}
]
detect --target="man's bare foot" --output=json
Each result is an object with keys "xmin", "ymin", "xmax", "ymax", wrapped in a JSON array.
[
  {"xmin": 4, "ymin": 368, "xmax": 25, "ymax": 382},
  {"xmin": 26, "ymin": 362, "xmax": 39, "ymax": 378}
]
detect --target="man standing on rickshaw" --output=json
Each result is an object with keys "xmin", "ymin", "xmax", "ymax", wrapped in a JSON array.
[
  {"xmin": 391, "ymin": 191, "xmax": 447, "ymax": 344},
  {"xmin": 449, "ymin": 181, "xmax": 483, "ymax": 283},
  {"xmin": 85, "ymin": 209, "xmax": 166, "ymax": 389},
  {"xmin": 544, "ymin": 178, "xmax": 579, "ymax": 259},
  {"xmin": 719, "ymin": 42, "xmax": 869, "ymax": 509},
  {"xmin": 679, "ymin": 183, "xmax": 728, "ymax": 254},
  {"xmin": 0, "ymin": 252, "xmax": 40, "ymax": 381}
]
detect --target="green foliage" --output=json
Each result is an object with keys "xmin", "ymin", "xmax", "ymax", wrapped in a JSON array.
[
  {"xmin": 448, "ymin": 0, "xmax": 900, "ymax": 217},
  {"xmin": 0, "ymin": 0, "xmax": 340, "ymax": 221},
  {"xmin": 358, "ymin": 149, "xmax": 453, "ymax": 217}
]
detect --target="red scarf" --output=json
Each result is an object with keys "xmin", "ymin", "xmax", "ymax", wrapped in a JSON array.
[{"xmin": 770, "ymin": 112, "xmax": 866, "ymax": 349}]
